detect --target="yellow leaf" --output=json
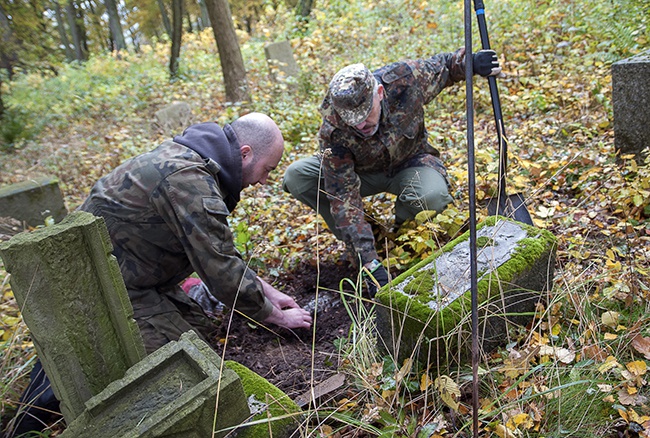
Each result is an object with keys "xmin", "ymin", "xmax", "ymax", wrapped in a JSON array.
[
  {"xmin": 551, "ymin": 323, "xmax": 561, "ymax": 336},
  {"xmin": 1, "ymin": 315, "xmax": 21, "ymax": 326},
  {"xmin": 506, "ymin": 412, "xmax": 534, "ymax": 430},
  {"xmin": 434, "ymin": 375, "xmax": 460, "ymax": 410},
  {"xmin": 395, "ymin": 358, "xmax": 413, "ymax": 383},
  {"xmin": 602, "ymin": 311, "xmax": 620, "ymax": 328},
  {"xmin": 604, "ymin": 333, "xmax": 618, "ymax": 340},
  {"xmin": 626, "ymin": 360, "xmax": 647, "ymax": 376},
  {"xmin": 598, "ymin": 356, "xmax": 620, "ymax": 373},
  {"xmin": 494, "ymin": 423, "xmax": 518, "ymax": 438},
  {"xmin": 421, "ymin": 373, "xmax": 433, "ymax": 391},
  {"xmin": 318, "ymin": 424, "xmax": 333, "ymax": 436}
]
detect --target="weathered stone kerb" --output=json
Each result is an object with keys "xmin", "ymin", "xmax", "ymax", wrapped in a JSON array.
[{"xmin": 375, "ymin": 217, "xmax": 557, "ymax": 368}]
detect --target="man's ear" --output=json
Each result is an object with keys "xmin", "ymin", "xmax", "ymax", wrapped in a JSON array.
[
  {"xmin": 240, "ymin": 144, "xmax": 253, "ymax": 162},
  {"xmin": 377, "ymin": 84, "xmax": 385, "ymax": 101}
]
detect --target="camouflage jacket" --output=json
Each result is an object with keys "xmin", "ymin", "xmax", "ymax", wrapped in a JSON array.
[
  {"xmin": 318, "ymin": 49, "xmax": 466, "ymax": 264},
  {"xmin": 80, "ymin": 123, "xmax": 273, "ymax": 322}
]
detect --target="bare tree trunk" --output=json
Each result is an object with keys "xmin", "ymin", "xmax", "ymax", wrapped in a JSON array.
[
  {"xmin": 53, "ymin": 1, "xmax": 74, "ymax": 61},
  {"xmin": 66, "ymin": 0, "xmax": 87, "ymax": 61},
  {"xmin": 157, "ymin": 0, "xmax": 172, "ymax": 39},
  {"xmin": 0, "ymin": 2, "xmax": 18, "ymax": 78},
  {"xmin": 169, "ymin": 0, "xmax": 183, "ymax": 77},
  {"xmin": 204, "ymin": 0, "xmax": 249, "ymax": 103},
  {"xmin": 198, "ymin": 0, "xmax": 210, "ymax": 29},
  {"xmin": 0, "ymin": 75, "xmax": 4, "ymax": 120},
  {"xmin": 184, "ymin": 1, "xmax": 193, "ymax": 34},
  {"xmin": 104, "ymin": 0, "xmax": 126, "ymax": 51},
  {"xmin": 296, "ymin": 0, "xmax": 314, "ymax": 19}
]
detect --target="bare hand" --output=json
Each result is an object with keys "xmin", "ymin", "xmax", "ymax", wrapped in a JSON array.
[
  {"xmin": 258, "ymin": 277, "xmax": 312, "ymax": 329},
  {"xmin": 264, "ymin": 306, "xmax": 312, "ymax": 329},
  {"xmin": 259, "ymin": 277, "xmax": 300, "ymax": 309}
]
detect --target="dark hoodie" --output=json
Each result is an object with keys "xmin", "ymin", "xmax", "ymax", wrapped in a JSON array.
[{"xmin": 174, "ymin": 122, "xmax": 242, "ymax": 211}]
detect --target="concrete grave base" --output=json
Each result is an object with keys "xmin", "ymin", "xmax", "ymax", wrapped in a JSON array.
[
  {"xmin": 60, "ymin": 331, "xmax": 250, "ymax": 438},
  {"xmin": 375, "ymin": 217, "xmax": 557, "ymax": 368}
]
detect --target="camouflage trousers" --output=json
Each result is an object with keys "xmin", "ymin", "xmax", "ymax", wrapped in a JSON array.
[
  {"xmin": 128, "ymin": 285, "xmax": 218, "ymax": 354},
  {"xmin": 282, "ymin": 155, "xmax": 454, "ymax": 239}
]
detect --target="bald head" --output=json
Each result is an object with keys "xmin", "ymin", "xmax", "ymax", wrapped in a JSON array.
[
  {"xmin": 233, "ymin": 112, "xmax": 285, "ymax": 188},
  {"xmin": 231, "ymin": 112, "xmax": 284, "ymax": 161}
]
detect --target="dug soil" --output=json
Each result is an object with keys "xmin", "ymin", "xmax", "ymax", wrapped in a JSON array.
[{"xmin": 210, "ymin": 260, "xmax": 361, "ymax": 401}]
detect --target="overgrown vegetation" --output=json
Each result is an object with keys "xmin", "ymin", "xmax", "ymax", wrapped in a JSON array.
[{"xmin": 1, "ymin": 0, "xmax": 649, "ymax": 436}]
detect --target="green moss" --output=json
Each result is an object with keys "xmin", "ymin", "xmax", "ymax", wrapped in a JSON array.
[
  {"xmin": 375, "ymin": 217, "xmax": 558, "ymax": 365},
  {"xmin": 477, "ymin": 236, "xmax": 497, "ymax": 247},
  {"xmin": 225, "ymin": 360, "xmax": 302, "ymax": 438},
  {"xmin": 404, "ymin": 268, "xmax": 436, "ymax": 294}
]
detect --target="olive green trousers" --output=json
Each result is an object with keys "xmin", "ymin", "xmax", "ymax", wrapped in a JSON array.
[{"xmin": 282, "ymin": 155, "xmax": 453, "ymax": 239}]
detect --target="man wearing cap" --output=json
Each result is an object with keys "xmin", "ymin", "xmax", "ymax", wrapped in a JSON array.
[{"xmin": 282, "ymin": 48, "xmax": 503, "ymax": 296}]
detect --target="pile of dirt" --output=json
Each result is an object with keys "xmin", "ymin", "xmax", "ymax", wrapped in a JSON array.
[{"xmin": 210, "ymin": 260, "xmax": 361, "ymax": 400}]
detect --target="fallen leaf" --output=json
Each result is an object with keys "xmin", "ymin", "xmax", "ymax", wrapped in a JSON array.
[
  {"xmin": 602, "ymin": 311, "xmax": 620, "ymax": 329},
  {"xmin": 435, "ymin": 375, "xmax": 460, "ymax": 411},
  {"xmin": 619, "ymin": 387, "xmax": 648, "ymax": 406},
  {"xmin": 632, "ymin": 335, "xmax": 650, "ymax": 360},
  {"xmin": 626, "ymin": 360, "xmax": 647, "ymax": 377}
]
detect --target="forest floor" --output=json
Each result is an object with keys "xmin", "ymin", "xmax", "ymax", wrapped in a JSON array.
[{"xmin": 211, "ymin": 259, "xmax": 360, "ymax": 401}]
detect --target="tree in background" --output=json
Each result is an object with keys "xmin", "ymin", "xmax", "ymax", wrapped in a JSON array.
[
  {"xmin": 52, "ymin": 1, "xmax": 75, "ymax": 61},
  {"xmin": 169, "ymin": 0, "xmax": 183, "ymax": 77},
  {"xmin": 198, "ymin": 0, "xmax": 210, "ymax": 30},
  {"xmin": 104, "ymin": 0, "xmax": 126, "ymax": 51},
  {"xmin": 296, "ymin": 0, "xmax": 314, "ymax": 20},
  {"xmin": 66, "ymin": 0, "xmax": 88, "ymax": 61},
  {"xmin": 205, "ymin": 0, "xmax": 250, "ymax": 103}
]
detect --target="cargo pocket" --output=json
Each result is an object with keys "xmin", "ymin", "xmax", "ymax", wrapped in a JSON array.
[{"xmin": 202, "ymin": 196, "xmax": 235, "ymax": 252}]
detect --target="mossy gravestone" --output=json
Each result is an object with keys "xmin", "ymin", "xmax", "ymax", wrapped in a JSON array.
[
  {"xmin": 264, "ymin": 40, "xmax": 300, "ymax": 82},
  {"xmin": 612, "ymin": 49, "xmax": 650, "ymax": 160},
  {"xmin": 375, "ymin": 217, "xmax": 557, "ymax": 367},
  {"xmin": 0, "ymin": 176, "xmax": 68, "ymax": 227},
  {"xmin": 0, "ymin": 211, "xmax": 146, "ymax": 422}
]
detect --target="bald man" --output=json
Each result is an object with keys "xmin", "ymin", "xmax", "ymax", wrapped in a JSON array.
[
  {"xmin": 81, "ymin": 112, "xmax": 312, "ymax": 353},
  {"xmin": 9, "ymin": 114, "xmax": 313, "ymax": 437}
]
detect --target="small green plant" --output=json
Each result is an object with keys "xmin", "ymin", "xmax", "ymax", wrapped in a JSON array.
[{"xmin": 0, "ymin": 105, "xmax": 40, "ymax": 151}]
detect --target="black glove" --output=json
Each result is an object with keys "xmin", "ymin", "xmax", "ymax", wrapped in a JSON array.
[
  {"xmin": 363, "ymin": 260, "xmax": 389, "ymax": 298},
  {"xmin": 473, "ymin": 49, "xmax": 503, "ymax": 77}
]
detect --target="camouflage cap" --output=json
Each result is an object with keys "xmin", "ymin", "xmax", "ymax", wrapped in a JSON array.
[{"xmin": 329, "ymin": 63, "xmax": 376, "ymax": 126}]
